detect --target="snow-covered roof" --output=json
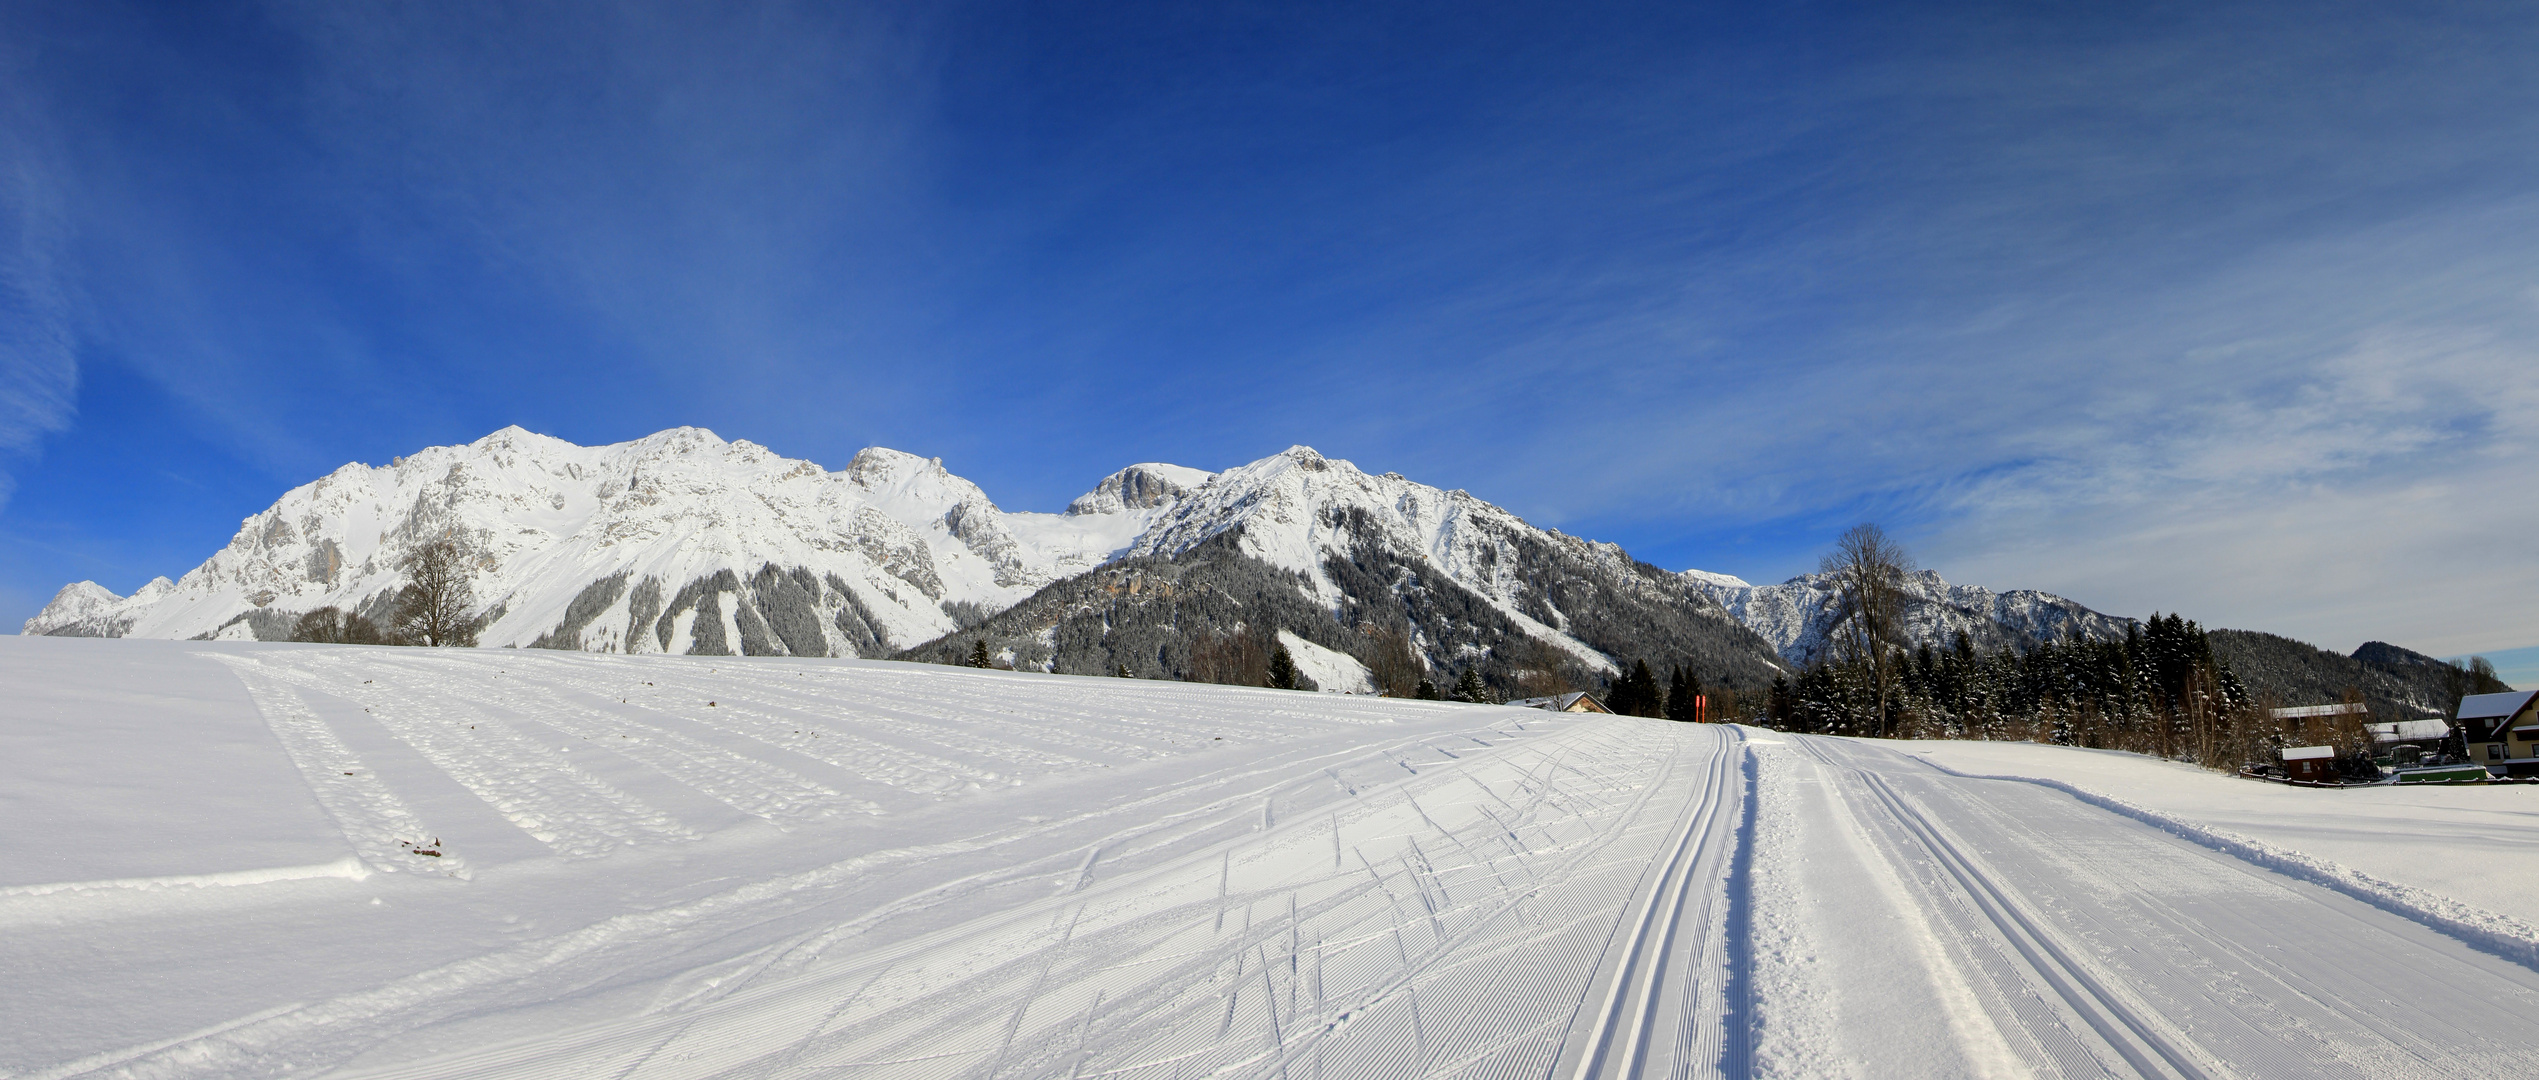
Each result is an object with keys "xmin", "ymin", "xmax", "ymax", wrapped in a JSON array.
[
  {"xmin": 2368, "ymin": 719, "xmax": 2450, "ymax": 743},
  {"xmin": 2456, "ymin": 690, "xmax": 2537, "ymax": 721},
  {"xmin": 2280, "ymin": 745, "xmax": 2337, "ymax": 761},
  {"xmin": 1506, "ymin": 692, "xmax": 1601, "ymax": 712},
  {"xmin": 2272, "ymin": 702, "xmax": 2368, "ymax": 719}
]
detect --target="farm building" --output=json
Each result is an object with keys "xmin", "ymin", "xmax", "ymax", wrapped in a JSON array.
[{"xmin": 2456, "ymin": 690, "xmax": 2539, "ymax": 778}]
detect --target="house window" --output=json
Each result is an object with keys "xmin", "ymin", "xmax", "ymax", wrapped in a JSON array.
[{"xmin": 2490, "ymin": 744, "xmax": 2506, "ymax": 760}]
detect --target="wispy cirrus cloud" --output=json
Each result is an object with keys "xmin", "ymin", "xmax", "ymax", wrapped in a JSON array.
[{"xmin": 0, "ymin": 15, "xmax": 78, "ymax": 508}]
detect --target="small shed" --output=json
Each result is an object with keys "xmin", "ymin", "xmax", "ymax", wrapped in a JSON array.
[
  {"xmin": 2280, "ymin": 745, "xmax": 2337, "ymax": 784},
  {"xmin": 1504, "ymin": 691, "xmax": 1612, "ymax": 714}
]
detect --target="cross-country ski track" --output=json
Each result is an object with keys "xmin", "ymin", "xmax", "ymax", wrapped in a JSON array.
[{"xmin": 5, "ymin": 638, "xmax": 2539, "ymax": 1078}]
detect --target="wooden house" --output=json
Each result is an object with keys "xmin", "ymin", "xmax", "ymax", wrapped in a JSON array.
[{"xmin": 2457, "ymin": 690, "xmax": 2539, "ymax": 778}]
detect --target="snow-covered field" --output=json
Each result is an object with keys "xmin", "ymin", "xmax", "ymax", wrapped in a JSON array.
[{"xmin": 7, "ymin": 638, "xmax": 2539, "ymax": 1078}]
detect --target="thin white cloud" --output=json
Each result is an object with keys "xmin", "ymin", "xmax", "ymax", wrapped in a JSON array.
[
  {"xmin": 1924, "ymin": 315, "xmax": 2539, "ymax": 655},
  {"xmin": 0, "ymin": 49, "xmax": 77, "ymax": 511}
]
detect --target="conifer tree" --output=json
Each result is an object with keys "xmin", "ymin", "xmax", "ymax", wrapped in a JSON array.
[
  {"xmin": 1413, "ymin": 678, "xmax": 1444, "ymax": 700},
  {"xmin": 968, "ymin": 640, "xmax": 991, "ymax": 668},
  {"xmin": 1610, "ymin": 659, "xmax": 1664, "ymax": 717},
  {"xmin": 1267, "ymin": 644, "xmax": 1302, "ymax": 690},
  {"xmin": 1664, "ymin": 665, "xmax": 1704, "ymax": 722},
  {"xmin": 1453, "ymin": 668, "xmax": 1491, "ymax": 704}
]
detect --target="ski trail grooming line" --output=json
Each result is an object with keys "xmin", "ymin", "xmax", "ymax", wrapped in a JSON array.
[
  {"xmin": 1899, "ymin": 751, "xmax": 2539, "ymax": 972},
  {"xmin": 213, "ymin": 658, "xmax": 468, "ymax": 878},
  {"xmin": 1147, "ymin": 722, "xmax": 1699, "ymax": 1079},
  {"xmin": 82, "ymin": 713, "xmax": 1587, "ymax": 1080},
  {"xmin": 1572, "ymin": 725, "xmax": 1747, "ymax": 1079},
  {"xmin": 1803, "ymin": 740, "xmax": 2210, "ymax": 1080},
  {"xmin": 319, "ymin": 654, "xmax": 884, "ymax": 826}
]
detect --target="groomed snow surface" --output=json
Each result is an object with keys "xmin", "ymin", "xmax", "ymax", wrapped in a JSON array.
[{"xmin": 6, "ymin": 638, "xmax": 2539, "ymax": 1079}]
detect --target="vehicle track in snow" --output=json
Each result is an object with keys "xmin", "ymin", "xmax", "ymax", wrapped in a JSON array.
[
  {"xmin": 240, "ymin": 656, "xmax": 700, "ymax": 858},
  {"xmin": 1792, "ymin": 734, "xmax": 2539, "ymax": 1079},
  {"xmin": 215, "ymin": 659, "xmax": 470, "ymax": 877}
]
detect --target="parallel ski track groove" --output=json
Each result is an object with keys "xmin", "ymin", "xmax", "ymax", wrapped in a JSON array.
[
  {"xmin": 1573, "ymin": 724, "xmax": 1745, "ymax": 1080},
  {"xmin": 1799, "ymin": 738, "xmax": 2209, "ymax": 1080}
]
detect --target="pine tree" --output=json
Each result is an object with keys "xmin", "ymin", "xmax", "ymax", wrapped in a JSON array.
[
  {"xmin": 1266, "ymin": 644, "xmax": 1302, "ymax": 690},
  {"xmin": 1413, "ymin": 678, "xmax": 1444, "ymax": 700},
  {"xmin": 1664, "ymin": 665, "xmax": 1704, "ymax": 722},
  {"xmin": 968, "ymin": 640, "xmax": 991, "ymax": 668},
  {"xmin": 1609, "ymin": 659, "xmax": 1662, "ymax": 717},
  {"xmin": 1453, "ymin": 668, "xmax": 1491, "ymax": 704}
]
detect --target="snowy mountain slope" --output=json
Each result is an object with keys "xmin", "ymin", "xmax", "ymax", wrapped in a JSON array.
[
  {"xmin": 1687, "ymin": 567, "xmax": 2135, "ymax": 665},
  {"xmin": 904, "ymin": 446, "xmax": 1788, "ymax": 693},
  {"xmin": 20, "ymin": 428, "xmax": 1200, "ymax": 656}
]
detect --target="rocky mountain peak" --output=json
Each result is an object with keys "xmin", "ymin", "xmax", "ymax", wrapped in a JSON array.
[{"xmin": 1066, "ymin": 463, "xmax": 1215, "ymax": 515}]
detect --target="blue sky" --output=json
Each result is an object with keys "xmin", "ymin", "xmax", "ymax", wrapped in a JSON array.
[{"xmin": 4, "ymin": 0, "xmax": 2536, "ymax": 674}]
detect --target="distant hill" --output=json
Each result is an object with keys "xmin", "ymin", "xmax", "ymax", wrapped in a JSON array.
[{"xmin": 2206, "ymin": 631, "xmax": 2501, "ymax": 721}]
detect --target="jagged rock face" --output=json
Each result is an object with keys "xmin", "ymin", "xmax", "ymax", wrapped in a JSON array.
[
  {"xmin": 1118, "ymin": 447, "xmax": 1778, "ymax": 680},
  {"xmin": 1065, "ymin": 463, "xmax": 1215, "ymax": 515},
  {"xmin": 1687, "ymin": 568, "xmax": 2135, "ymax": 666},
  {"xmin": 19, "ymin": 427, "xmax": 1166, "ymax": 654},
  {"xmin": 906, "ymin": 447, "xmax": 1787, "ymax": 691}
]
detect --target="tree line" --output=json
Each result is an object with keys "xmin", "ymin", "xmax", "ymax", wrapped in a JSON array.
[{"xmin": 1751, "ymin": 522, "xmax": 2514, "ymax": 772}]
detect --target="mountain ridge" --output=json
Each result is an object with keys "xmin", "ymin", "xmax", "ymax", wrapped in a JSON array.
[{"xmin": 29, "ymin": 426, "xmax": 2158, "ymax": 696}]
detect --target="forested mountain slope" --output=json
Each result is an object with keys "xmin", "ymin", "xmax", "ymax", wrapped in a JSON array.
[{"xmin": 2207, "ymin": 630, "xmax": 2498, "ymax": 720}]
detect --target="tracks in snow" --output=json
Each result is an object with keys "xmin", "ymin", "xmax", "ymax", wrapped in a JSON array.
[
  {"xmin": 1570, "ymin": 724, "xmax": 1748, "ymax": 1080},
  {"xmin": 1791, "ymin": 734, "xmax": 2539, "ymax": 1079},
  {"xmin": 309, "ymin": 720, "xmax": 1758, "ymax": 1080},
  {"xmin": 1848, "ymin": 762, "xmax": 2207, "ymax": 1080}
]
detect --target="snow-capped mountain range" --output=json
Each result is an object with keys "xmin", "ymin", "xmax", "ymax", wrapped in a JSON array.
[
  {"xmin": 23, "ymin": 427, "xmax": 2133, "ymax": 679},
  {"xmin": 896, "ymin": 444, "xmax": 1790, "ymax": 689},
  {"xmin": 23, "ymin": 427, "xmax": 1209, "ymax": 654},
  {"xmin": 1685, "ymin": 568, "xmax": 2137, "ymax": 666}
]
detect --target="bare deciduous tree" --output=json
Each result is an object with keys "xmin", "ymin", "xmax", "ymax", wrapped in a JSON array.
[
  {"xmin": 1496, "ymin": 635, "xmax": 1576, "ymax": 700},
  {"xmin": 1190, "ymin": 626, "xmax": 1270, "ymax": 686},
  {"xmin": 395, "ymin": 534, "xmax": 482, "ymax": 647},
  {"xmin": 291, "ymin": 606, "xmax": 384, "ymax": 645},
  {"xmin": 1821, "ymin": 523, "xmax": 1914, "ymax": 737},
  {"xmin": 1361, "ymin": 624, "xmax": 1425, "ymax": 697}
]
